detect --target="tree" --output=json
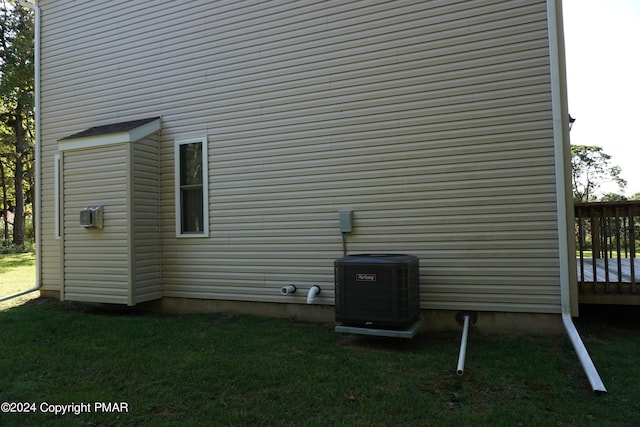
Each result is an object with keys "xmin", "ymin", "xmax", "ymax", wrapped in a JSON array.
[
  {"xmin": 570, "ymin": 145, "xmax": 627, "ymax": 202},
  {"xmin": 0, "ymin": 0, "xmax": 34, "ymax": 245},
  {"xmin": 0, "ymin": 124, "xmax": 16, "ymax": 241},
  {"xmin": 600, "ymin": 192, "xmax": 627, "ymax": 202}
]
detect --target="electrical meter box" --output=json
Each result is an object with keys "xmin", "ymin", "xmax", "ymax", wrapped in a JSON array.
[{"xmin": 80, "ymin": 206, "xmax": 103, "ymax": 229}]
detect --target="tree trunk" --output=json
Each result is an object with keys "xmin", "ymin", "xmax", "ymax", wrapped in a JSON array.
[
  {"xmin": 13, "ymin": 112, "xmax": 25, "ymax": 246},
  {"xmin": 0, "ymin": 159, "xmax": 8, "ymax": 241}
]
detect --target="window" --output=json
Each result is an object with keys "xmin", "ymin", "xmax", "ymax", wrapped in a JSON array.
[{"xmin": 175, "ymin": 137, "xmax": 208, "ymax": 237}]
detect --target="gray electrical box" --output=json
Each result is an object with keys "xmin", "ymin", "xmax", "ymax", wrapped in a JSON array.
[
  {"xmin": 339, "ymin": 210, "xmax": 353, "ymax": 233},
  {"xmin": 80, "ymin": 206, "xmax": 103, "ymax": 229}
]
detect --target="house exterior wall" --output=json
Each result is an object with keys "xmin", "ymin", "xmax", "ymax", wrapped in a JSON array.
[
  {"xmin": 58, "ymin": 134, "xmax": 161, "ymax": 305},
  {"xmin": 132, "ymin": 135, "xmax": 162, "ymax": 303},
  {"xmin": 61, "ymin": 144, "xmax": 130, "ymax": 304},
  {"xmin": 40, "ymin": 1, "xmax": 566, "ymax": 314}
]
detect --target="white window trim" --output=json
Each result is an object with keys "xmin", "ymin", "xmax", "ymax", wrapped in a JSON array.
[{"xmin": 174, "ymin": 136, "xmax": 209, "ymax": 238}]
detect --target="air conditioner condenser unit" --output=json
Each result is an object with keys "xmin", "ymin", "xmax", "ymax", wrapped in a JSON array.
[{"xmin": 335, "ymin": 254, "xmax": 420, "ymax": 329}]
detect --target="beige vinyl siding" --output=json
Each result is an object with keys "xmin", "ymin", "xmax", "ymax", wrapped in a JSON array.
[
  {"xmin": 61, "ymin": 145, "xmax": 130, "ymax": 304},
  {"xmin": 131, "ymin": 136, "xmax": 162, "ymax": 303},
  {"xmin": 59, "ymin": 134, "xmax": 161, "ymax": 305},
  {"xmin": 40, "ymin": 0, "xmax": 562, "ymax": 313},
  {"xmin": 40, "ymin": 149, "xmax": 61, "ymax": 289}
]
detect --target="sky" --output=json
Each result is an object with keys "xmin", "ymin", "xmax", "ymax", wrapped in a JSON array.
[{"xmin": 563, "ymin": 0, "xmax": 640, "ymax": 197}]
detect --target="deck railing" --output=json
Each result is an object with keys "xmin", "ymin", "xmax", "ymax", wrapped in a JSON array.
[{"xmin": 575, "ymin": 201, "xmax": 640, "ymax": 294}]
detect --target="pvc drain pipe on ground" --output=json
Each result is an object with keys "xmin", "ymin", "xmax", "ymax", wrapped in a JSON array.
[
  {"xmin": 562, "ymin": 313, "xmax": 606, "ymax": 394},
  {"xmin": 456, "ymin": 313, "xmax": 470, "ymax": 376}
]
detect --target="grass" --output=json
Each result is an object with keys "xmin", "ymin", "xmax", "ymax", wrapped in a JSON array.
[
  {"xmin": 0, "ymin": 252, "xmax": 37, "ymax": 308},
  {"xmin": 576, "ymin": 250, "xmax": 637, "ymax": 258},
  {"xmin": 0, "ymin": 254, "xmax": 639, "ymax": 426},
  {"xmin": 2, "ymin": 303, "xmax": 639, "ymax": 426},
  {"xmin": 576, "ymin": 245, "xmax": 640, "ymax": 259}
]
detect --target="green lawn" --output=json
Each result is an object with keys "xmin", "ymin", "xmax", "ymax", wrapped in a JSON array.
[
  {"xmin": 0, "ymin": 252, "xmax": 37, "ymax": 309},
  {"xmin": 0, "ymin": 302, "xmax": 638, "ymax": 426},
  {"xmin": 577, "ymin": 249, "xmax": 640, "ymax": 258},
  {"xmin": 0, "ymin": 254, "xmax": 639, "ymax": 426}
]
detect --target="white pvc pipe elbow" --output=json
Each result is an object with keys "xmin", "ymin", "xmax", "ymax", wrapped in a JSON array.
[{"xmin": 306, "ymin": 285, "xmax": 321, "ymax": 304}]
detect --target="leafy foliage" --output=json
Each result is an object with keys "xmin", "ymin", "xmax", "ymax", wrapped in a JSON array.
[
  {"xmin": 0, "ymin": 0, "xmax": 34, "ymax": 245},
  {"xmin": 571, "ymin": 145, "xmax": 627, "ymax": 202},
  {"xmin": 0, "ymin": 1, "xmax": 34, "ymax": 109}
]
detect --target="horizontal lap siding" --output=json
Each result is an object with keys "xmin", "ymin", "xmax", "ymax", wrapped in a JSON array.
[
  {"xmin": 40, "ymin": 149, "xmax": 59, "ymax": 289},
  {"xmin": 40, "ymin": 0, "xmax": 561, "ymax": 313},
  {"xmin": 132, "ymin": 137, "xmax": 162, "ymax": 303},
  {"xmin": 62, "ymin": 145, "xmax": 130, "ymax": 304}
]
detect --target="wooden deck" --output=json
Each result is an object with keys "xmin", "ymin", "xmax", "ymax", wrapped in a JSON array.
[
  {"xmin": 574, "ymin": 201, "xmax": 639, "ymax": 305},
  {"xmin": 576, "ymin": 258, "xmax": 640, "ymax": 305},
  {"xmin": 577, "ymin": 258, "xmax": 639, "ymax": 284}
]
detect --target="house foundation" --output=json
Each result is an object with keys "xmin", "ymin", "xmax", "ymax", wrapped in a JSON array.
[{"xmin": 38, "ymin": 291, "xmax": 563, "ymax": 334}]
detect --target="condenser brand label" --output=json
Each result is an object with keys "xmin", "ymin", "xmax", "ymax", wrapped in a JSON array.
[{"xmin": 356, "ymin": 273, "xmax": 377, "ymax": 282}]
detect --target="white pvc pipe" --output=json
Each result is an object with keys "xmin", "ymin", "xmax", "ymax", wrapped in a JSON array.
[
  {"xmin": 562, "ymin": 313, "xmax": 606, "ymax": 394},
  {"xmin": 0, "ymin": 287, "xmax": 40, "ymax": 302},
  {"xmin": 456, "ymin": 314, "xmax": 470, "ymax": 376},
  {"xmin": 306, "ymin": 285, "xmax": 320, "ymax": 304},
  {"xmin": 547, "ymin": 0, "xmax": 606, "ymax": 394},
  {"xmin": 280, "ymin": 285, "xmax": 296, "ymax": 295}
]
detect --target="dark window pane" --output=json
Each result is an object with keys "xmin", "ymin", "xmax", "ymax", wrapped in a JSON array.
[
  {"xmin": 180, "ymin": 142, "xmax": 202, "ymax": 186},
  {"xmin": 181, "ymin": 188, "xmax": 204, "ymax": 233}
]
